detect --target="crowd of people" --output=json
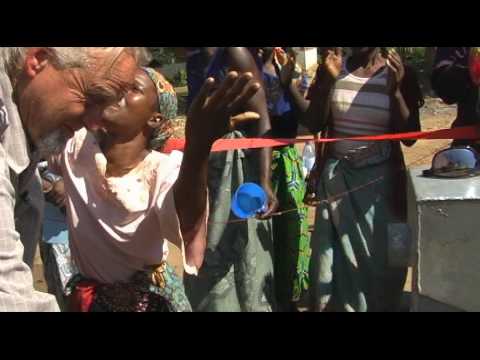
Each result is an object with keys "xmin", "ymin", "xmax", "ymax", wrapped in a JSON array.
[{"xmin": 0, "ymin": 47, "xmax": 477, "ymax": 312}]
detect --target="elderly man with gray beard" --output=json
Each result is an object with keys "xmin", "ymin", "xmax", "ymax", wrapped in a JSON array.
[
  {"xmin": 0, "ymin": 47, "xmax": 141, "ymax": 311},
  {"xmin": 1, "ymin": 47, "xmax": 263, "ymax": 312}
]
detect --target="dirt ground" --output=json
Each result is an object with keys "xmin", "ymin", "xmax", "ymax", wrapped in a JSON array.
[
  {"xmin": 402, "ymin": 97, "xmax": 457, "ymax": 166},
  {"xmin": 32, "ymin": 96, "xmax": 458, "ymax": 310}
]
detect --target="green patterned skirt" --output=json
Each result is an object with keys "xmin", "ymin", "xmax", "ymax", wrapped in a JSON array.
[{"xmin": 271, "ymin": 145, "xmax": 311, "ymax": 307}]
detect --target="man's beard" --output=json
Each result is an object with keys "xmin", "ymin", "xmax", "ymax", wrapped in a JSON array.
[{"xmin": 37, "ymin": 129, "xmax": 69, "ymax": 158}]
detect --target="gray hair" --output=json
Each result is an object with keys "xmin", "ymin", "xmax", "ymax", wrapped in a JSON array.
[
  {"xmin": 136, "ymin": 47, "xmax": 153, "ymax": 66},
  {"xmin": 0, "ymin": 47, "xmax": 148, "ymax": 83}
]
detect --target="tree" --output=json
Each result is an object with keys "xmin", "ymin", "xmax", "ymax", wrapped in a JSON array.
[
  {"xmin": 423, "ymin": 47, "xmax": 437, "ymax": 96},
  {"xmin": 396, "ymin": 47, "xmax": 437, "ymax": 96},
  {"xmin": 147, "ymin": 47, "xmax": 177, "ymax": 66}
]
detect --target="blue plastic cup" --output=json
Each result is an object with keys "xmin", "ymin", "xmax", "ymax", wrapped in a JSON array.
[{"xmin": 231, "ymin": 183, "xmax": 268, "ymax": 219}]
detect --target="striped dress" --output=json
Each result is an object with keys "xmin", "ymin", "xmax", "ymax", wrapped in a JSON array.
[
  {"xmin": 330, "ymin": 61, "xmax": 391, "ymax": 159},
  {"xmin": 309, "ymin": 58, "xmax": 408, "ymax": 312}
]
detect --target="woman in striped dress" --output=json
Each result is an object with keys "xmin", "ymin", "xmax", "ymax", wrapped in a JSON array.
[{"xmin": 304, "ymin": 47, "xmax": 424, "ymax": 312}]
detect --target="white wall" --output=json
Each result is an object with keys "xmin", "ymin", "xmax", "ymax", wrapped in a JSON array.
[{"xmin": 293, "ymin": 47, "xmax": 318, "ymax": 71}]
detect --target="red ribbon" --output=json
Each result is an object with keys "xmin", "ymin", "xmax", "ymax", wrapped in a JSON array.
[{"xmin": 163, "ymin": 126, "xmax": 480, "ymax": 154}]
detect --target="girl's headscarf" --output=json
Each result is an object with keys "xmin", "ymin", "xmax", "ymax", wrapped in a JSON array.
[{"xmin": 141, "ymin": 67, "xmax": 178, "ymax": 150}]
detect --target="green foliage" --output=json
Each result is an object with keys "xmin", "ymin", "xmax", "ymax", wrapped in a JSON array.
[
  {"xmin": 395, "ymin": 47, "xmax": 426, "ymax": 69},
  {"xmin": 172, "ymin": 69, "xmax": 187, "ymax": 87},
  {"xmin": 147, "ymin": 47, "xmax": 177, "ymax": 66}
]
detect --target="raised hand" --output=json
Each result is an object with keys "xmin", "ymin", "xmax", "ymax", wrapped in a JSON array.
[
  {"xmin": 385, "ymin": 48, "xmax": 405, "ymax": 95},
  {"xmin": 186, "ymin": 71, "xmax": 261, "ymax": 149},
  {"xmin": 322, "ymin": 47, "xmax": 343, "ymax": 81},
  {"xmin": 273, "ymin": 48, "xmax": 298, "ymax": 87}
]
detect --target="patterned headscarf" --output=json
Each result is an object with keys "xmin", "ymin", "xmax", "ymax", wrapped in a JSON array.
[{"xmin": 141, "ymin": 67, "xmax": 178, "ymax": 150}]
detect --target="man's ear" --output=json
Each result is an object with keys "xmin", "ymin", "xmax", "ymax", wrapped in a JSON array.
[{"xmin": 24, "ymin": 48, "xmax": 51, "ymax": 78}]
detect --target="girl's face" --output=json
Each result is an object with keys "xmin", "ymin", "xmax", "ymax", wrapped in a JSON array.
[{"xmin": 101, "ymin": 69, "xmax": 159, "ymax": 139}]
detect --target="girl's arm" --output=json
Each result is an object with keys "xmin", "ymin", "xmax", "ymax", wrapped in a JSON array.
[
  {"xmin": 301, "ymin": 49, "xmax": 342, "ymax": 134},
  {"xmin": 174, "ymin": 72, "xmax": 262, "ymax": 270},
  {"xmin": 226, "ymin": 47, "xmax": 279, "ymax": 218},
  {"xmin": 386, "ymin": 50, "xmax": 424, "ymax": 146}
]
